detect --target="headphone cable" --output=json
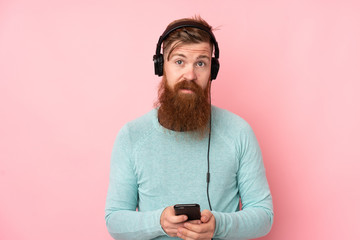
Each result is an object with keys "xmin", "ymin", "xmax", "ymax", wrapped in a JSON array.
[{"xmin": 206, "ymin": 82, "xmax": 213, "ymax": 211}]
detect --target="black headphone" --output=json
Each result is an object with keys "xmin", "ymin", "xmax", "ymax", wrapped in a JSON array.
[{"xmin": 153, "ymin": 20, "xmax": 220, "ymax": 80}]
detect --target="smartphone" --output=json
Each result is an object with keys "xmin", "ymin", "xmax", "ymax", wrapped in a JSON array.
[{"xmin": 174, "ymin": 204, "xmax": 201, "ymax": 220}]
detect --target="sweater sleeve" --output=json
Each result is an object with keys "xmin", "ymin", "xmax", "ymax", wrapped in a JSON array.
[
  {"xmin": 105, "ymin": 128, "xmax": 167, "ymax": 240},
  {"xmin": 212, "ymin": 123, "xmax": 274, "ymax": 239}
]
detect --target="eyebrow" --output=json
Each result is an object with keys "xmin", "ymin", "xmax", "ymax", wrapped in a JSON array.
[
  {"xmin": 197, "ymin": 55, "xmax": 211, "ymax": 60},
  {"xmin": 169, "ymin": 53, "xmax": 211, "ymax": 61},
  {"xmin": 170, "ymin": 53, "xmax": 187, "ymax": 59}
]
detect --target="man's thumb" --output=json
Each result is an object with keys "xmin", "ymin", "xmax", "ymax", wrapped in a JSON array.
[{"xmin": 201, "ymin": 209, "xmax": 212, "ymax": 223}]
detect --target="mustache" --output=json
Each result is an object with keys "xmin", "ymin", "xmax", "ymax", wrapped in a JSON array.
[{"xmin": 174, "ymin": 81, "xmax": 202, "ymax": 93}]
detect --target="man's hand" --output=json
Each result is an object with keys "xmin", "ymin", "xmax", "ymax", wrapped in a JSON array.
[
  {"xmin": 177, "ymin": 209, "xmax": 215, "ymax": 240},
  {"xmin": 160, "ymin": 206, "xmax": 189, "ymax": 237}
]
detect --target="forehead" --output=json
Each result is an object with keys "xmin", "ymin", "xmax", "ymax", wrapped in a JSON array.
[{"xmin": 167, "ymin": 42, "xmax": 212, "ymax": 58}]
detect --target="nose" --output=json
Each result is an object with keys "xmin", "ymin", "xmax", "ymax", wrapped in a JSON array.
[{"xmin": 183, "ymin": 65, "xmax": 197, "ymax": 81}]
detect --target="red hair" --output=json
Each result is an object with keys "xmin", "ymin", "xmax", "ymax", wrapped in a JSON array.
[{"xmin": 163, "ymin": 16, "xmax": 214, "ymax": 60}]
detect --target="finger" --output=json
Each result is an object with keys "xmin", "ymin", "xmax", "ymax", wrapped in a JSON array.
[
  {"xmin": 201, "ymin": 209, "xmax": 212, "ymax": 223},
  {"xmin": 178, "ymin": 227, "xmax": 203, "ymax": 240},
  {"xmin": 177, "ymin": 231, "xmax": 187, "ymax": 240},
  {"xmin": 184, "ymin": 221, "xmax": 208, "ymax": 233},
  {"xmin": 169, "ymin": 214, "xmax": 188, "ymax": 223},
  {"xmin": 163, "ymin": 222, "xmax": 186, "ymax": 236},
  {"xmin": 187, "ymin": 219, "xmax": 201, "ymax": 224},
  {"xmin": 165, "ymin": 221, "xmax": 186, "ymax": 229},
  {"xmin": 201, "ymin": 215, "xmax": 208, "ymax": 223}
]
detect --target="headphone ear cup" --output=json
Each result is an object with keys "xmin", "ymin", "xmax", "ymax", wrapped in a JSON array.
[
  {"xmin": 211, "ymin": 57, "xmax": 220, "ymax": 80},
  {"xmin": 153, "ymin": 54, "xmax": 164, "ymax": 76}
]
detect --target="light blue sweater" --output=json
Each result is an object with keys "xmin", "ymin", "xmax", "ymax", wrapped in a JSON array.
[{"xmin": 105, "ymin": 106, "xmax": 273, "ymax": 239}]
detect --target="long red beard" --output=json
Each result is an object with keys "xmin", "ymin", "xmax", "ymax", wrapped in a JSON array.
[{"xmin": 155, "ymin": 77, "xmax": 211, "ymax": 136}]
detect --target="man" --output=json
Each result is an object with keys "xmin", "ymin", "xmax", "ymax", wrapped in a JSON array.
[{"xmin": 105, "ymin": 16, "xmax": 273, "ymax": 240}]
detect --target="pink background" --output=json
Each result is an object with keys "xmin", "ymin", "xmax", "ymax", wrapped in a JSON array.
[{"xmin": 1, "ymin": 0, "xmax": 360, "ymax": 239}]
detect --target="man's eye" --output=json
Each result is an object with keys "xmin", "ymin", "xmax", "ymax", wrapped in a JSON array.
[
  {"xmin": 197, "ymin": 61, "xmax": 205, "ymax": 67},
  {"xmin": 175, "ymin": 60, "xmax": 183, "ymax": 65}
]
